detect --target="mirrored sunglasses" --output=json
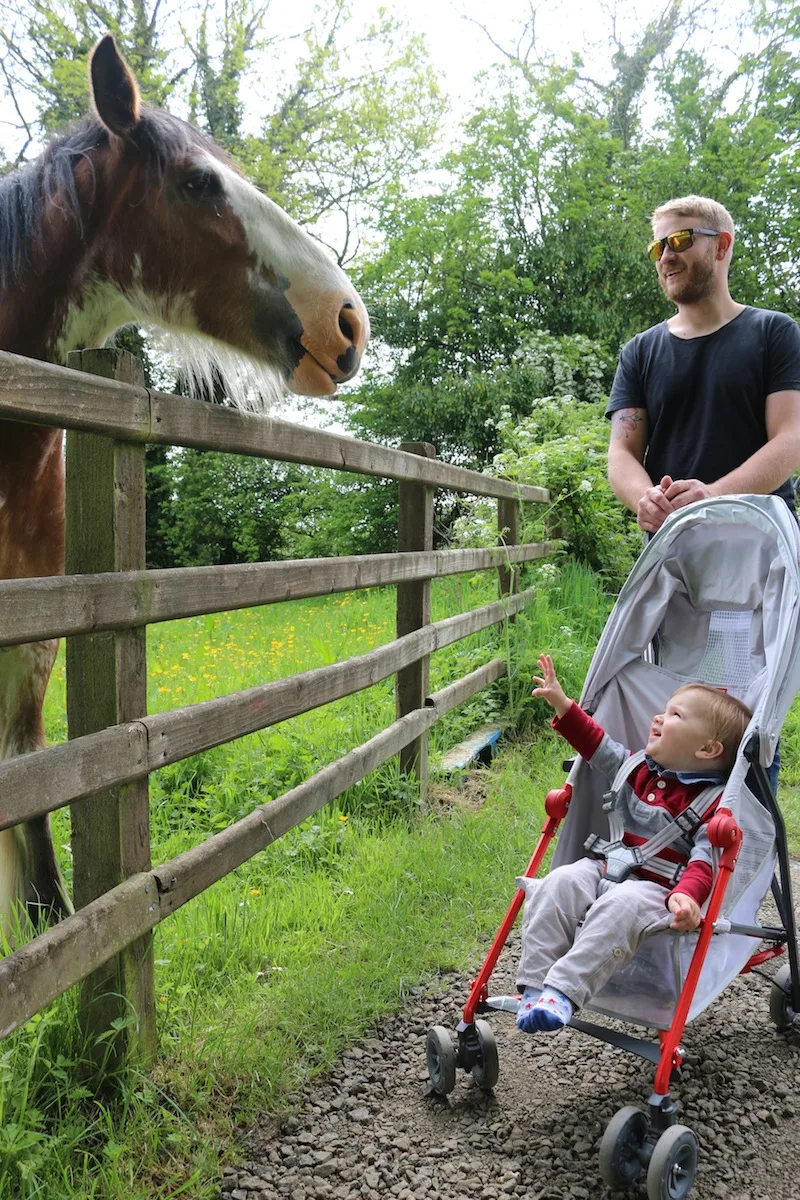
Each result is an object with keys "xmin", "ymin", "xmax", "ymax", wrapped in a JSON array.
[{"xmin": 647, "ymin": 228, "xmax": 720, "ymax": 262}]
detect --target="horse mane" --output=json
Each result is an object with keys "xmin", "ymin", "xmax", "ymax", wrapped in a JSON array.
[{"xmin": 0, "ymin": 108, "xmax": 228, "ymax": 290}]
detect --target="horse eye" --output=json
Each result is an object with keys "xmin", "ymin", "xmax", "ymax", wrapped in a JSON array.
[{"xmin": 180, "ymin": 169, "xmax": 221, "ymax": 201}]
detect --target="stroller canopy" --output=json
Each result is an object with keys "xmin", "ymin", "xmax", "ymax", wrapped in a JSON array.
[{"xmin": 580, "ymin": 494, "xmax": 800, "ymax": 780}]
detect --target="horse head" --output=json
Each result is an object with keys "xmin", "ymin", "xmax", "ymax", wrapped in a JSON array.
[{"xmin": 59, "ymin": 34, "xmax": 369, "ymax": 399}]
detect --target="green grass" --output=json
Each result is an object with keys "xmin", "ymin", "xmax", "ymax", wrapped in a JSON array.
[
  {"xmin": 1, "ymin": 738, "xmax": 568, "ymax": 1199},
  {"xmin": 6, "ymin": 556, "xmax": 800, "ymax": 1197}
]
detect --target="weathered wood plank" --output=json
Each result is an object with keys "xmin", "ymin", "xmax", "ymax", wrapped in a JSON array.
[
  {"xmin": 396, "ymin": 443, "xmax": 435, "ymax": 787},
  {"xmin": 0, "ymin": 725, "xmax": 148, "ymax": 828},
  {"xmin": 0, "ymin": 873, "xmax": 159, "ymax": 1039},
  {"xmin": 148, "ymin": 389, "xmax": 547, "ymax": 500},
  {"xmin": 0, "ymin": 658, "xmax": 505, "ymax": 1037},
  {"xmin": 0, "ymin": 352, "xmax": 548, "ymax": 502},
  {"xmin": 0, "ymin": 543, "xmax": 553, "ymax": 646},
  {"xmin": 0, "ymin": 591, "xmax": 533, "ymax": 825},
  {"xmin": 65, "ymin": 348, "xmax": 155, "ymax": 1063},
  {"xmin": 0, "ymin": 349, "xmax": 150, "ymax": 436}
]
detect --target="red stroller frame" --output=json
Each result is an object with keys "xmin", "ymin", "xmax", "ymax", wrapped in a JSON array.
[{"xmin": 426, "ymin": 745, "xmax": 800, "ymax": 1200}]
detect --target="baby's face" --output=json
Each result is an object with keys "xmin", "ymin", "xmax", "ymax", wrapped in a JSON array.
[{"xmin": 645, "ymin": 689, "xmax": 716, "ymax": 772}]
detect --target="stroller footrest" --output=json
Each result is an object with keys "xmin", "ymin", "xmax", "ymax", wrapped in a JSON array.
[
  {"xmin": 484, "ymin": 994, "xmax": 521, "ymax": 1013},
  {"xmin": 568, "ymin": 1016, "xmax": 662, "ymax": 1064}
]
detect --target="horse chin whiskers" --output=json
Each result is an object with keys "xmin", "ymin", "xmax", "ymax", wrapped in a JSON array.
[{"xmin": 147, "ymin": 327, "xmax": 287, "ymax": 413}]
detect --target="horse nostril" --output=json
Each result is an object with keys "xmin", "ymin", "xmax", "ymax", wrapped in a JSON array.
[
  {"xmin": 339, "ymin": 310, "xmax": 354, "ymax": 342},
  {"xmin": 338, "ymin": 298, "xmax": 366, "ymax": 349},
  {"xmin": 336, "ymin": 344, "xmax": 357, "ymax": 376},
  {"xmin": 335, "ymin": 299, "xmax": 367, "ymax": 379}
]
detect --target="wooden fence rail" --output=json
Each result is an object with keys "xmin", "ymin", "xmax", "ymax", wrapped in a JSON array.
[
  {"xmin": 0, "ymin": 347, "xmax": 552, "ymax": 1063},
  {"xmin": 0, "ymin": 544, "xmax": 551, "ymax": 647},
  {"xmin": 0, "ymin": 659, "xmax": 506, "ymax": 1040},
  {"xmin": 0, "ymin": 589, "xmax": 533, "ymax": 828},
  {"xmin": 0, "ymin": 351, "xmax": 547, "ymax": 501}
]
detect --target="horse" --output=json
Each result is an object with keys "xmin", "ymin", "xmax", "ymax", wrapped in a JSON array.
[{"xmin": 0, "ymin": 34, "xmax": 369, "ymax": 939}]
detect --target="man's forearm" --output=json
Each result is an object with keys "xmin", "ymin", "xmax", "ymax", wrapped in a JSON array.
[
  {"xmin": 607, "ymin": 445, "xmax": 655, "ymax": 515},
  {"xmin": 710, "ymin": 430, "xmax": 800, "ymax": 498}
]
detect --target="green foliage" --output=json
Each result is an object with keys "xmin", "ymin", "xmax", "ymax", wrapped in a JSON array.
[
  {"xmin": 444, "ymin": 333, "xmax": 640, "ymax": 586},
  {"xmin": 495, "ymin": 393, "xmax": 641, "ymax": 588},
  {"xmin": 343, "ymin": 329, "xmax": 617, "ymax": 468},
  {"xmin": 145, "ymin": 452, "xmax": 400, "ymax": 567},
  {"xmin": 159, "ymin": 450, "xmax": 302, "ymax": 567},
  {"xmin": 2, "ymin": 0, "xmax": 171, "ymax": 136},
  {"xmin": 247, "ymin": 4, "xmax": 445, "ymax": 243},
  {"xmin": 284, "ymin": 471, "xmax": 399, "ymax": 558}
]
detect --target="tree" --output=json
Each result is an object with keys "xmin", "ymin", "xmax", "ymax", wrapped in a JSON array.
[
  {"xmin": 342, "ymin": 331, "xmax": 615, "ymax": 468},
  {"xmin": 0, "ymin": 0, "xmax": 172, "ymax": 150},
  {"xmin": 164, "ymin": 450, "xmax": 306, "ymax": 567},
  {"xmin": 350, "ymin": 0, "xmax": 800, "ymax": 469}
]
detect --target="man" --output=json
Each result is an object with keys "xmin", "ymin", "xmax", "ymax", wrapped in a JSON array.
[{"xmin": 607, "ymin": 195, "xmax": 800, "ymax": 533}]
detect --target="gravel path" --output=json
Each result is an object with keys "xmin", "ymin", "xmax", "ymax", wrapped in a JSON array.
[{"xmin": 222, "ymin": 863, "xmax": 800, "ymax": 1200}]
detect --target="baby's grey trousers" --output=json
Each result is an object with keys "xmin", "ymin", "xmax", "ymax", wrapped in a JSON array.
[{"xmin": 515, "ymin": 857, "xmax": 674, "ymax": 1010}]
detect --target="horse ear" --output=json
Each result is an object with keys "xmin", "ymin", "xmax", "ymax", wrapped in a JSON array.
[{"xmin": 89, "ymin": 35, "xmax": 141, "ymax": 137}]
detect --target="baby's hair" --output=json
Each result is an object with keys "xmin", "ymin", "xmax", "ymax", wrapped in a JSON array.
[{"xmin": 671, "ymin": 683, "xmax": 752, "ymax": 767}]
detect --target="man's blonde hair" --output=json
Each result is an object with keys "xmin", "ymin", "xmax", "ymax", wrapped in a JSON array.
[
  {"xmin": 671, "ymin": 683, "xmax": 752, "ymax": 768},
  {"xmin": 651, "ymin": 195, "xmax": 735, "ymax": 239}
]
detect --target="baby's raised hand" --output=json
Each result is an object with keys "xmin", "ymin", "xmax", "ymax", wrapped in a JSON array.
[{"xmin": 531, "ymin": 654, "xmax": 571, "ymax": 718}]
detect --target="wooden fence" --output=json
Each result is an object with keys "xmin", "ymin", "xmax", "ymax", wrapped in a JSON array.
[{"xmin": 0, "ymin": 347, "xmax": 551, "ymax": 1063}]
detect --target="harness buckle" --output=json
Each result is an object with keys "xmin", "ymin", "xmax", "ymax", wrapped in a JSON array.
[
  {"xmin": 603, "ymin": 851, "xmax": 634, "ymax": 884},
  {"xmin": 602, "ymin": 789, "xmax": 617, "ymax": 813},
  {"xmin": 584, "ymin": 833, "xmax": 615, "ymax": 859}
]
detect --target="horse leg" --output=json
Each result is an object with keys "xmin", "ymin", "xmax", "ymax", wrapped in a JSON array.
[{"xmin": 0, "ymin": 641, "xmax": 73, "ymax": 937}]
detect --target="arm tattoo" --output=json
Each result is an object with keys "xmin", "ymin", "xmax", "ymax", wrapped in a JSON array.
[{"xmin": 610, "ymin": 408, "xmax": 644, "ymax": 441}]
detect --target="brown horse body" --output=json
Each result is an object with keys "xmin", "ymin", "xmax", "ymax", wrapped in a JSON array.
[{"xmin": 0, "ymin": 35, "xmax": 368, "ymax": 936}]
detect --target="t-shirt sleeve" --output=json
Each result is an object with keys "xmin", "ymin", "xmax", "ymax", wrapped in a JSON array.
[
  {"xmin": 605, "ymin": 337, "xmax": 646, "ymax": 418},
  {"xmin": 767, "ymin": 314, "xmax": 800, "ymax": 395}
]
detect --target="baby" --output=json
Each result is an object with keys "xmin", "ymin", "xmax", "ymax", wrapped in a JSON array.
[{"xmin": 516, "ymin": 654, "xmax": 751, "ymax": 1034}]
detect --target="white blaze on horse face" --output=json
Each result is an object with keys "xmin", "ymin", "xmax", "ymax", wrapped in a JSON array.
[{"xmin": 212, "ymin": 157, "xmax": 369, "ymax": 395}]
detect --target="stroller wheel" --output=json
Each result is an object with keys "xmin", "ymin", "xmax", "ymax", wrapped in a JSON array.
[
  {"xmin": 426, "ymin": 1025, "xmax": 456, "ymax": 1095},
  {"xmin": 646, "ymin": 1124, "xmax": 698, "ymax": 1200},
  {"xmin": 471, "ymin": 1019, "xmax": 499, "ymax": 1091},
  {"xmin": 598, "ymin": 1105, "xmax": 647, "ymax": 1188},
  {"xmin": 769, "ymin": 963, "xmax": 797, "ymax": 1031}
]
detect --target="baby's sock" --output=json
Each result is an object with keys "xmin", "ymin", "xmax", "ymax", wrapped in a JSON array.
[
  {"xmin": 515, "ymin": 987, "xmax": 541, "ymax": 1032},
  {"xmin": 517, "ymin": 986, "xmax": 573, "ymax": 1033}
]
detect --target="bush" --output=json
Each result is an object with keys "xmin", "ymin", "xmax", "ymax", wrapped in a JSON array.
[{"xmin": 447, "ymin": 333, "xmax": 641, "ymax": 589}]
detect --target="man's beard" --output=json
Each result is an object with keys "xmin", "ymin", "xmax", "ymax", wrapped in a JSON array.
[{"xmin": 660, "ymin": 255, "xmax": 715, "ymax": 304}]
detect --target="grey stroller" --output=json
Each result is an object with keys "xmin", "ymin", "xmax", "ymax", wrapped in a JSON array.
[{"xmin": 426, "ymin": 495, "xmax": 800, "ymax": 1200}]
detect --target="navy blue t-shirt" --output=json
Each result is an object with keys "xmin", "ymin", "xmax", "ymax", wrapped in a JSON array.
[{"xmin": 606, "ymin": 307, "xmax": 800, "ymax": 510}]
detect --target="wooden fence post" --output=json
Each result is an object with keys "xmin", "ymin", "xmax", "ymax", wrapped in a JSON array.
[
  {"xmin": 396, "ymin": 442, "xmax": 436, "ymax": 792},
  {"xmin": 65, "ymin": 348, "xmax": 155, "ymax": 1067},
  {"xmin": 497, "ymin": 496, "xmax": 521, "ymax": 606}
]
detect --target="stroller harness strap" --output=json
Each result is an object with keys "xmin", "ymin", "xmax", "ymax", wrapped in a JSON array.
[{"xmin": 586, "ymin": 750, "xmax": 722, "ymax": 887}]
